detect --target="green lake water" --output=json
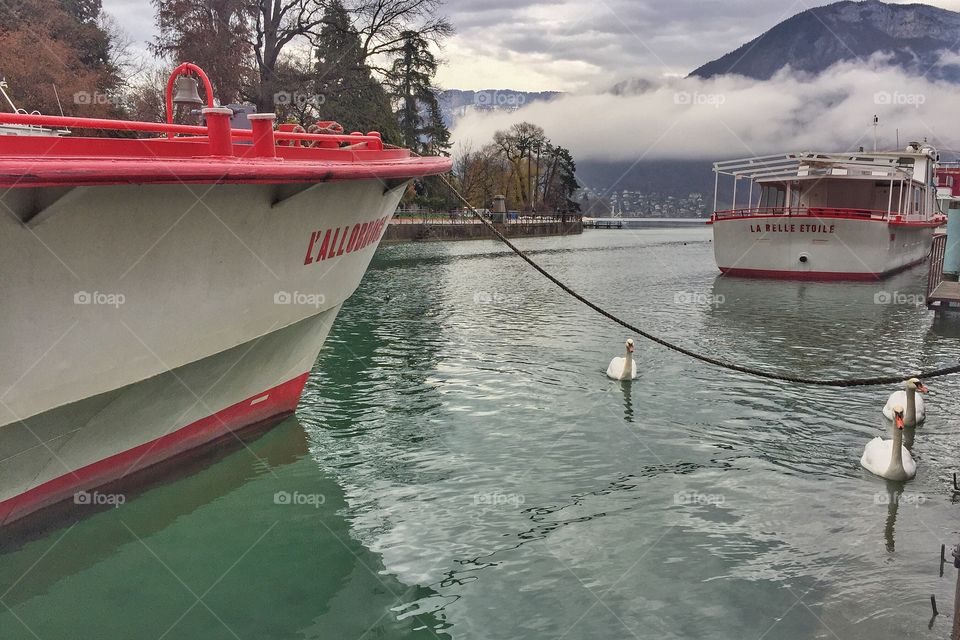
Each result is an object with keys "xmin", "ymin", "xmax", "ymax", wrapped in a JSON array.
[{"xmin": 3, "ymin": 228, "xmax": 960, "ymax": 639}]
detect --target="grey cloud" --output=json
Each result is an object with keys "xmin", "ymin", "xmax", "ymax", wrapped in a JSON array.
[
  {"xmin": 98, "ymin": 0, "xmax": 960, "ymax": 92},
  {"xmin": 452, "ymin": 54, "xmax": 960, "ymax": 162},
  {"xmin": 443, "ymin": 0, "xmax": 816, "ymax": 78},
  {"xmin": 102, "ymin": 0, "xmax": 156, "ymax": 53}
]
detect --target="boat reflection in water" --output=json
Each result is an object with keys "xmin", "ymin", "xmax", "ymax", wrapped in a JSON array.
[{"xmin": 0, "ymin": 416, "xmax": 450, "ymax": 638}]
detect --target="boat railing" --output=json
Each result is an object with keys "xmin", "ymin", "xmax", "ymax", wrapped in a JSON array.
[
  {"xmin": 0, "ymin": 111, "xmax": 385, "ymax": 152},
  {"xmin": 712, "ymin": 206, "xmax": 893, "ymax": 221},
  {"xmin": 927, "ymin": 232, "xmax": 947, "ymax": 304}
]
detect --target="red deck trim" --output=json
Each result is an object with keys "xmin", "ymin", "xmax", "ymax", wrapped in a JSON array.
[
  {"xmin": 0, "ymin": 372, "xmax": 310, "ymax": 526},
  {"xmin": 0, "ymin": 154, "xmax": 451, "ymax": 188},
  {"xmin": 712, "ymin": 215, "xmax": 944, "ymax": 228},
  {"xmin": 0, "ymin": 112, "xmax": 453, "ymax": 187},
  {"xmin": 712, "ymin": 208, "xmax": 945, "ymax": 227}
]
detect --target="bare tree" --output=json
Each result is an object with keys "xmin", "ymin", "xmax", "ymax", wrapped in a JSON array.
[
  {"xmin": 453, "ymin": 144, "xmax": 509, "ymax": 209},
  {"xmin": 152, "ymin": 0, "xmax": 252, "ymax": 104},
  {"xmin": 248, "ymin": 0, "xmax": 453, "ymax": 110},
  {"xmin": 249, "ymin": 0, "xmax": 327, "ymax": 110},
  {"xmin": 493, "ymin": 122, "xmax": 545, "ymax": 210},
  {"xmin": 123, "ymin": 67, "xmax": 169, "ymax": 122},
  {"xmin": 152, "ymin": 0, "xmax": 452, "ymax": 112},
  {"xmin": 350, "ymin": 0, "xmax": 452, "ymax": 77}
]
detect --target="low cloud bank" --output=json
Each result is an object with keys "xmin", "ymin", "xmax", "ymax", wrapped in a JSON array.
[{"xmin": 451, "ymin": 55, "xmax": 960, "ymax": 162}]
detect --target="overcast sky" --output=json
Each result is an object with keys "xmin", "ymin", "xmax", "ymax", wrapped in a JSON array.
[
  {"xmin": 102, "ymin": 0, "xmax": 960, "ymax": 163},
  {"xmin": 104, "ymin": 0, "xmax": 960, "ymax": 91}
]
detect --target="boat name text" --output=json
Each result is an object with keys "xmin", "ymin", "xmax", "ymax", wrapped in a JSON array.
[
  {"xmin": 303, "ymin": 215, "xmax": 390, "ymax": 265},
  {"xmin": 749, "ymin": 223, "xmax": 835, "ymax": 234}
]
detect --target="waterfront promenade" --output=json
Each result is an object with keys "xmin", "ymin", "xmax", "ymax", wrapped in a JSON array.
[{"xmin": 382, "ymin": 212, "xmax": 583, "ymax": 243}]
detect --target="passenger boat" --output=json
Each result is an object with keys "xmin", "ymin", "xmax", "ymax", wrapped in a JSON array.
[
  {"xmin": 0, "ymin": 64, "xmax": 451, "ymax": 526},
  {"xmin": 709, "ymin": 144, "xmax": 945, "ymax": 280}
]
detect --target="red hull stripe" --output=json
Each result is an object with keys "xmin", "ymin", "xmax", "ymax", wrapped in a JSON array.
[
  {"xmin": 718, "ymin": 258, "xmax": 925, "ymax": 281},
  {"xmin": 0, "ymin": 372, "xmax": 310, "ymax": 526},
  {"xmin": 719, "ymin": 267, "xmax": 882, "ymax": 281},
  {"xmin": 887, "ymin": 220, "xmax": 943, "ymax": 228}
]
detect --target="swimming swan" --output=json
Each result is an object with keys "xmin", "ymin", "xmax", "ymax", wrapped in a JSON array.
[
  {"xmin": 861, "ymin": 406, "xmax": 917, "ymax": 481},
  {"xmin": 606, "ymin": 338, "xmax": 638, "ymax": 380},
  {"xmin": 882, "ymin": 378, "xmax": 927, "ymax": 427}
]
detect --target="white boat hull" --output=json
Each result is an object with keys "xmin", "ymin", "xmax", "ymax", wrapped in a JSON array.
[
  {"xmin": 0, "ymin": 179, "xmax": 405, "ymax": 524},
  {"xmin": 711, "ymin": 216, "xmax": 937, "ymax": 279}
]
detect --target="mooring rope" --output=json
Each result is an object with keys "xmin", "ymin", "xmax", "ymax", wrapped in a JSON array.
[{"xmin": 433, "ymin": 173, "xmax": 960, "ymax": 386}]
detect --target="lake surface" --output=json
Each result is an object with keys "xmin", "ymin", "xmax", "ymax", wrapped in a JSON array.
[{"xmin": 3, "ymin": 228, "xmax": 960, "ymax": 639}]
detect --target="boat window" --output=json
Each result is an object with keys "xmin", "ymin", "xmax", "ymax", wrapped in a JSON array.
[
  {"xmin": 790, "ymin": 188, "xmax": 800, "ymax": 208},
  {"xmin": 759, "ymin": 185, "xmax": 785, "ymax": 208}
]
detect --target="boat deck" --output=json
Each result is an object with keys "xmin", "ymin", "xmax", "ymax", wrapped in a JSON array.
[
  {"xmin": 927, "ymin": 281, "xmax": 960, "ymax": 308},
  {"xmin": 925, "ymin": 233, "xmax": 960, "ymax": 309}
]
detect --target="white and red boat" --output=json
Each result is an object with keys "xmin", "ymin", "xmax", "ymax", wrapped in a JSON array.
[
  {"xmin": 709, "ymin": 145, "xmax": 945, "ymax": 280},
  {"xmin": 0, "ymin": 64, "xmax": 450, "ymax": 526}
]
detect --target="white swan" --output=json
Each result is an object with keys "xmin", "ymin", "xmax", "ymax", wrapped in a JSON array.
[
  {"xmin": 861, "ymin": 406, "xmax": 917, "ymax": 481},
  {"xmin": 606, "ymin": 338, "xmax": 637, "ymax": 380},
  {"xmin": 882, "ymin": 378, "xmax": 928, "ymax": 427}
]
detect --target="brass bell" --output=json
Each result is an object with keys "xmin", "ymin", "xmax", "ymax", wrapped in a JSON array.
[{"xmin": 172, "ymin": 76, "xmax": 203, "ymax": 107}]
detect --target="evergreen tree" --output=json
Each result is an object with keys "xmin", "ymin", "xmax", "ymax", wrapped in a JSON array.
[
  {"xmin": 388, "ymin": 30, "xmax": 449, "ymax": 153},
  {"xmin": 314, "ymin": 0, "xmax": 399, "ymax": 141},
  {"xmin": 546, "ymin": 146, "xmax": 580, "ymax": 212},
  {"xmin": 425, "ymin": 97, "xmax": 450, "ymax": 155}
]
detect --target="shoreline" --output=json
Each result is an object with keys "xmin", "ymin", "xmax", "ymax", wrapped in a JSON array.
[{"xmin": 381, "ymin": 218, "xmax": 584, "ymax": 243}]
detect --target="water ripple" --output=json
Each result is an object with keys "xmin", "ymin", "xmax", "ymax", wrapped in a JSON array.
[{"xmin": 298, "ymin": 229, "xmax": 960, "ymax": 639}]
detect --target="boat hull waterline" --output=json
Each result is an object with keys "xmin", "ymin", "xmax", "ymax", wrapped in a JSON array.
[
  {"xmin": 1, "ymin": 178, "xmax": 408, "ymax": 525},
  {"xmin": 711, "ymin": 216, "xmax": 938, "ymax": 280}
]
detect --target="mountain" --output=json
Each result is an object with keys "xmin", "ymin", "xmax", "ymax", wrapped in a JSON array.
[
  {"xmin": 582, "ymin": 1, "xmax": 960, "ymax": 203},
  {"xmin": 690, "ymin": 0, "xmax": 960, "ymax": 81},
  {"xmin": 575, "ymin": 160, "xmax": 717, "ymax": 200}
]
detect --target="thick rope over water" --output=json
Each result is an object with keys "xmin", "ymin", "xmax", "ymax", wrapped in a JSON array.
[{"xmin": 433, "ymin": 173, "xmax": 960, "ymax": 387}]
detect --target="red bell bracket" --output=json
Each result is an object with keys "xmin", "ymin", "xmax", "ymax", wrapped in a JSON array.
[{"xmin": 164, "ymin": 63, "xmax": 216, "ymax": 128}]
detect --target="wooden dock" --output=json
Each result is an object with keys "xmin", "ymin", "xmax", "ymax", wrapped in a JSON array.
[
  {"xmin": 926, "ymin": 233, "xmax": 960, "ymax": 309},
  {"xmin": 929, "ymin": 280, "xmax": 960, "ymax": 308}
]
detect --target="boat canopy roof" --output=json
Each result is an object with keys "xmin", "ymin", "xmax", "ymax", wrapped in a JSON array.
[{"xmin": 713, "ymin": 152, "xmax": 919, "ymax": 183}]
